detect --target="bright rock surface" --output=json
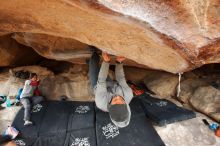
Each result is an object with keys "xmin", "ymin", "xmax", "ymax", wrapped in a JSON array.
[
  {"xmin": 0, "ymin": 0, "xmax": 219, "ymax": 73},
  {"xmin": 155, "ymin": 113, "xmax": 220, "ymax": 146},
  {"xmin": 178, "ymin": 78, "xmax": 209, "ymax": 103},
  {"xmin": 39, "ymin": 64, "xmax": 93, "ymax": 101},
  {"xmin": 0, "ymin": 65, "xmax": 93, "ymax": 101},
  {"xmin": 144, "ymin": 71, "xmax": 179, "ymax": 98},
  {"xmin": 190, "ymin": 86, "xmax": 220, "ymax": 122},
  {"xmin": 12, "ymin": 33, "xmax": 91, "ymax": 64}
]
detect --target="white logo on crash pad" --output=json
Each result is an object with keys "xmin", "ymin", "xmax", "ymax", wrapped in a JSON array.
[
  {"xmin": 71, "ymin": 137, "xmax": 90, "ymax": 146},
  {"xmin": 75, "ymin": 105, "xmax": 90, "ymax": 114},
  {"xmin": 15, "ymin": 139, "xmax": 26, "ymax": 146},
  {"xmin": 102, "ymin": 123, "xmax": 119, "ymax": 139},
  {"xmin": 32, "ymin": 104, "xmax": 43, "ymax": 113},
  {"xmin": 155, "ymin": 101, "xmax": 167, "ymax": 107}
]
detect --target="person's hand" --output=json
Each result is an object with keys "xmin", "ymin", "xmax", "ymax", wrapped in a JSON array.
[
  {"xmin": 36, "ymin": 78, "xmax": 40, "ymax": 82},
  {"xmin": 102, "ymin": 52, "xmax": 111, "ymax": 62},
  {"xmin": 116, "ymin": 56, "xmax": 125, "ymax": 63}
]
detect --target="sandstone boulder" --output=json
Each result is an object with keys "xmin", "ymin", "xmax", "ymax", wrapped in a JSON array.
[
  {"xmin": 144, "ymin": 71, "xmax": 179, "ymax": 98},
  {"xmin": 0, "ymin": 0, "xmax": 220, "ymax": 73},
  {"xmin": 190, "ymin": 86, "xmax": 220, "ymax": 122},
  {"xmin": 0, "ymin": 65, "xmax": 93, "ymax": 101},
  {"xmin": 40, "ymin": 64, "xmax": 93, "ymax": 101},
  {"xmin": 12, "ymin": 33, "xmax": 149, "ymax": 68},
  {"xmin": 40, "ymin": 75, "xmax": 93, "ymax": 101},
  {"xmin": 124, "ymin": 67, "xmax": 152, "ymax": 84},
  {"xmin": 11, "ymin": 66, "xmax": 54, "ymax": 78},
  {"xmin": 0, "ymin": 35, "xmax": 42, "ymax": 67},
  {"xmin": 0, "ymin": 66, "xmax": 53, "ymax": 97},
  {"xmin": 0, "ymin": 70, "xmax": 10, "ymax": 86},
  {"xmin": 12, "ymin": 33, "xmax": 91, "ymax": 64},
  {"xmin": 178, "ymin": 78, "xmax": 208, "ymax": 103},
  {"xmin": 155, "ymin": 113, "xmax": 220, "ymax": 146}
]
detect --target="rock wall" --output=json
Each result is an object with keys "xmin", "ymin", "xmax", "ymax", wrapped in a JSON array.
[
  {"xmin": 144, "ymin": 71, "xmax": 179, "ymax": 98},
  {"xmin": 190, "ymin": 86, "xmax": 220, "ymax": 122},
  {"xmin": 0, "ymin": 0, "xmax": 219, "ymax": 73},
  {"xmin": 0, "ymin": 66, "xmax": 54, "ymax": 97},
  {"xmin": 12, "ymin": 33, "xmax": 91, "ymax": 64},
  {"xmin": 0, "ymin": 35, "xmax": 43, "ymax": 67},
  {"xmin": 0, "ymin": 65, "xmax": 150, "ymax": 101}
]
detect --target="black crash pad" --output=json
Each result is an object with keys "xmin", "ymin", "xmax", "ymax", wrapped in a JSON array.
[
  {"xmin": 95, "ymin": 99, "xmax": 165, "ymax": 146},
  {"xmin": 13, "ymin": 137, "xmax": 37, "ymax": 146},
  {"xmin": 12, "ymin": 100, "xmax": 165, "ymax": 146},
  {"xmin": 139, "ymin": 93, "xmax": 196, "ymax": 126},
  {"xmin": 33, "ymin": 134, "xmax": 66, "ymax": 146},
  {"xmin": 39, "ymin": 101, "xmax": 72, "ymax": 136},
  {"xmin": 12, "ymin": 101, "xmax": 96, "ymax": 146},
  {"xmin": 12, "ymin": 102, "xmax": 47, "ymax": 139},
  {"xmin": 67, "ymin": 101, "xmax": 95, "ymax": 132},
  {"xmin": 129, "ymin": 97, "xmax": 146, "ymax": 118},
  {"xmin": 64, "ymin": 128, "xmax": 96, "ymax": 146}
]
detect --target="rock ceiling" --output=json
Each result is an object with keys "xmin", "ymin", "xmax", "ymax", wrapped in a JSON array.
[{"xmin": 0, "ymin": 0, "xmax": 220, "ymax": 73}]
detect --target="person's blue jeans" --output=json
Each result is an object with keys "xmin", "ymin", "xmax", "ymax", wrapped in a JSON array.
[
  {"xmin": 89, "ymin": 51, "xmax": 112, "ymax": 91},
  {"xmin": 89, "ymin": 52, "xmax": 100, "ymax": 90}
]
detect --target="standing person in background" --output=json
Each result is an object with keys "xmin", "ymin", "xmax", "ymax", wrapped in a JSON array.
[
  {"xmin": 20, "ymin": 73, "xmax": 44, "ymax": 126},
  {"xmin": 89, "ymin": 49, "xmax": 133, "ymax": 128}
]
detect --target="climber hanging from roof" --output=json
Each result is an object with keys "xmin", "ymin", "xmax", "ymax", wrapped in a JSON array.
[{"xmin": 89, "ymin": 48, "xmax": 133, "ymax": 128}]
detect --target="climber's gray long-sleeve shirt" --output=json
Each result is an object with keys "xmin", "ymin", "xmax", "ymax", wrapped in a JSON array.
[{"xmin": 94, "ymin": 62, "xmax": 133, "ymax": 112}]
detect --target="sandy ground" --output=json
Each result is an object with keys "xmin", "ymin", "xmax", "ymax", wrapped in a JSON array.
[
  {"xmin": 0, "ymin": 105, "xmax": 219, "ymax": 146},
  {"xmin": 0, "ymin": 105, "xmax": 21, "ymax": 134},
  {"xmin": 155, "ymin": 113, "xmax": 220, "ymax": 146}
]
